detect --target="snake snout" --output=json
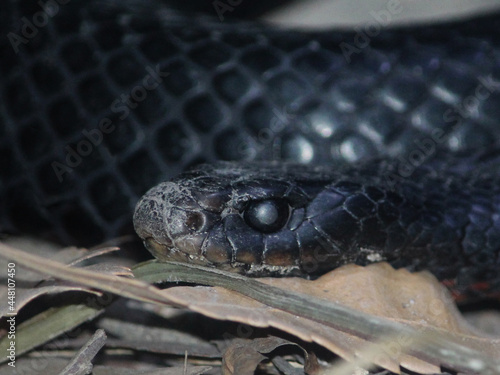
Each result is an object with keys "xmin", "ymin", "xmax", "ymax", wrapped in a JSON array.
[{"xmin": 133, "ymin": 180, "xmax": 224, "ymax": 265}]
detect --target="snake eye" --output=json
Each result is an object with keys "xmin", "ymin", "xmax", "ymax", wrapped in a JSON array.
[{"xmin": 243, "ymin": 199, "xmax": 290, "ymax": 233}]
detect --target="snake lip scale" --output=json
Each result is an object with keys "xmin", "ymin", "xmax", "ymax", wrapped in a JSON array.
[{"xmin": 2, "ymin": 1, "xmax": 500, "ymax": 296}]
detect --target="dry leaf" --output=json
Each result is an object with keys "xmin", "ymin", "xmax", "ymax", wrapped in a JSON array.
[
  {"xmin": 99, "ymin": 318, "xmax": 220, "ymax": 357},
  {"xmin": 0, "ymin": 254, "xmax": 128, "ymax": 317},
  {"xmin": 92, "ymin": 367, "xmax": 213, "ymax": 375},
  {"xmin": 0, "ymin": 358, "xmax": 212, "ymax": 375},
  {"xmin": 222, "ymin": 336, "xmax": 318, "ymax": 375},
  {"xmin": 261, "ymin": 263, "xmax": 478, "ymax": 335},
  {"xmin": 81, "ymin": 263, "xmax": 132, "ymax": 276},
  {"xmin": 159, "ymin": 263, "xmax": 500, "ymax": 374},
  {"xmin": 59, "ymin": 329, "xmax": 107, "ymax": 375},
  {"xmin": 0, "ymin": 285, "xmax": 102, "ymax": 317},
  {"xmin": 2, "ymin": 243, "xmax": 499, "ymax": 374}
]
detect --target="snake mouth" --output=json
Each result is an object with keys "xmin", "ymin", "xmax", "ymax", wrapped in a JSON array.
[
  {"xmin": 143, "ymin": 235, "xmax": 215, "ymax": 266},
  {"xmin": 143, "ymin": 237, "xmax": 172, "ymax": 261}
]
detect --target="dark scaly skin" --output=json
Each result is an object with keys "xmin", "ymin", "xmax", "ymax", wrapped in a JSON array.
[
  {"xmin": 133, "ymin": 157, "xmax": 500, "ymax": 295},
  {"xmin": 1, "ymin": 1, "xmax": 500, "ymax": 291}
]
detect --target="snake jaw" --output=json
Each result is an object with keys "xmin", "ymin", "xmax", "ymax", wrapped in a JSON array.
[
  {"xmin": 143, "ymin": 236, "xmax": 214, "ymax": 266},
  {"xmin": 142, "ymin": 237, "xmax": 172, "ymax": 262}
]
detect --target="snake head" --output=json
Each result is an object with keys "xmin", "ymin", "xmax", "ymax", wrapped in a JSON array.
[
  {"xmin": 133, "ymin": 161, "xmax": 358, "ymax": 275},
  {"xmin": 133, "ymin": 159, "xmax": 495, "ymax": 281}
]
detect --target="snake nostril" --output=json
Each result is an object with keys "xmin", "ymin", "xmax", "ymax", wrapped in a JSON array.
[{"xmin": 185, "ymin": 211, "xmax": 205, "ymax": 232}]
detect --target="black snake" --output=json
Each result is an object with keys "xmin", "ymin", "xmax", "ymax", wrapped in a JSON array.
[{"xmin": 2, "ymin": 0, "xmax": 500, "ymax": 295}]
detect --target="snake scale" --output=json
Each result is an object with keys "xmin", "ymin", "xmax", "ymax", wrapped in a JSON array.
[{"xmin": 2, "ymin": 0, "xmax": 500, "ymax": 295}]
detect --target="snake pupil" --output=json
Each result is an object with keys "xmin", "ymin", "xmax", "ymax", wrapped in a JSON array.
[{"xmin": 243, "ymin": 199, "xmax": 289, "ymax": 233}]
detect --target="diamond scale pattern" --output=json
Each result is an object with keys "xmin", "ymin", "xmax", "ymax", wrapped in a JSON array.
[{"xmin": 1, "ymin": 0, "xmax": 500, "ymax": 246}]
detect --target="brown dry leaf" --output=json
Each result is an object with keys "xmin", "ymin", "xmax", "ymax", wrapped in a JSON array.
[
  {"xmin": 92, "ymin": 366, "xmax": 213, "ymax": 375},
  {"xmin": 0, "ymin": 242, "xmax": 126, "ymax": 317},
  {"xmin": 0, "ymin": 243, "xmax": 184, "ymax": 307},
  {"xmin": 0, "ymin": 358, "xmax": 212, "ymax": 375},
  {"xmin": 0, "ymin": 262, "xmax": 129, "ymax": 317},
  {"xmin": 2, "ymin": 243, "xmax": 499, "ymax": 374},
  {"xmin": 0, "ymin": 284, "xmax": 103, "ymax": 317},
  {"xmin": 223, "ymin": 339, "xmax": 266, "ymax": 375},
  {"xmin": 161, "ymin": 263, "xmax": 500, "ymax": 374},
  {"xmin": 82, "ymin": 263, "xmax": 133, "ymax": 276},
  {"xmin": 59, "ymin": 329, "xmax": 107, "ymax": 375},
  {"xmin": 0, "ymin": 242, "xmax": 116, "ymax": 283},
  {"xmin": 99, "ymin": 318, "xmax": 220, "ymax": 358},
  {"xmin": 222, "ymin": 336, "xmax": 318, "ymax": 375},
  {"xmin": 67, "ymin": 247, "xmax": 121, "ymax": 267},
  {"xmin": 262, "ymin": 263, "xmax": 476, "ymax": 335}
]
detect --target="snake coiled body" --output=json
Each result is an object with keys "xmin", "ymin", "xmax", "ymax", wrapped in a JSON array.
[{"xmin": 2, "ymin": 1, "xmax": 500, "ymax": 291}]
